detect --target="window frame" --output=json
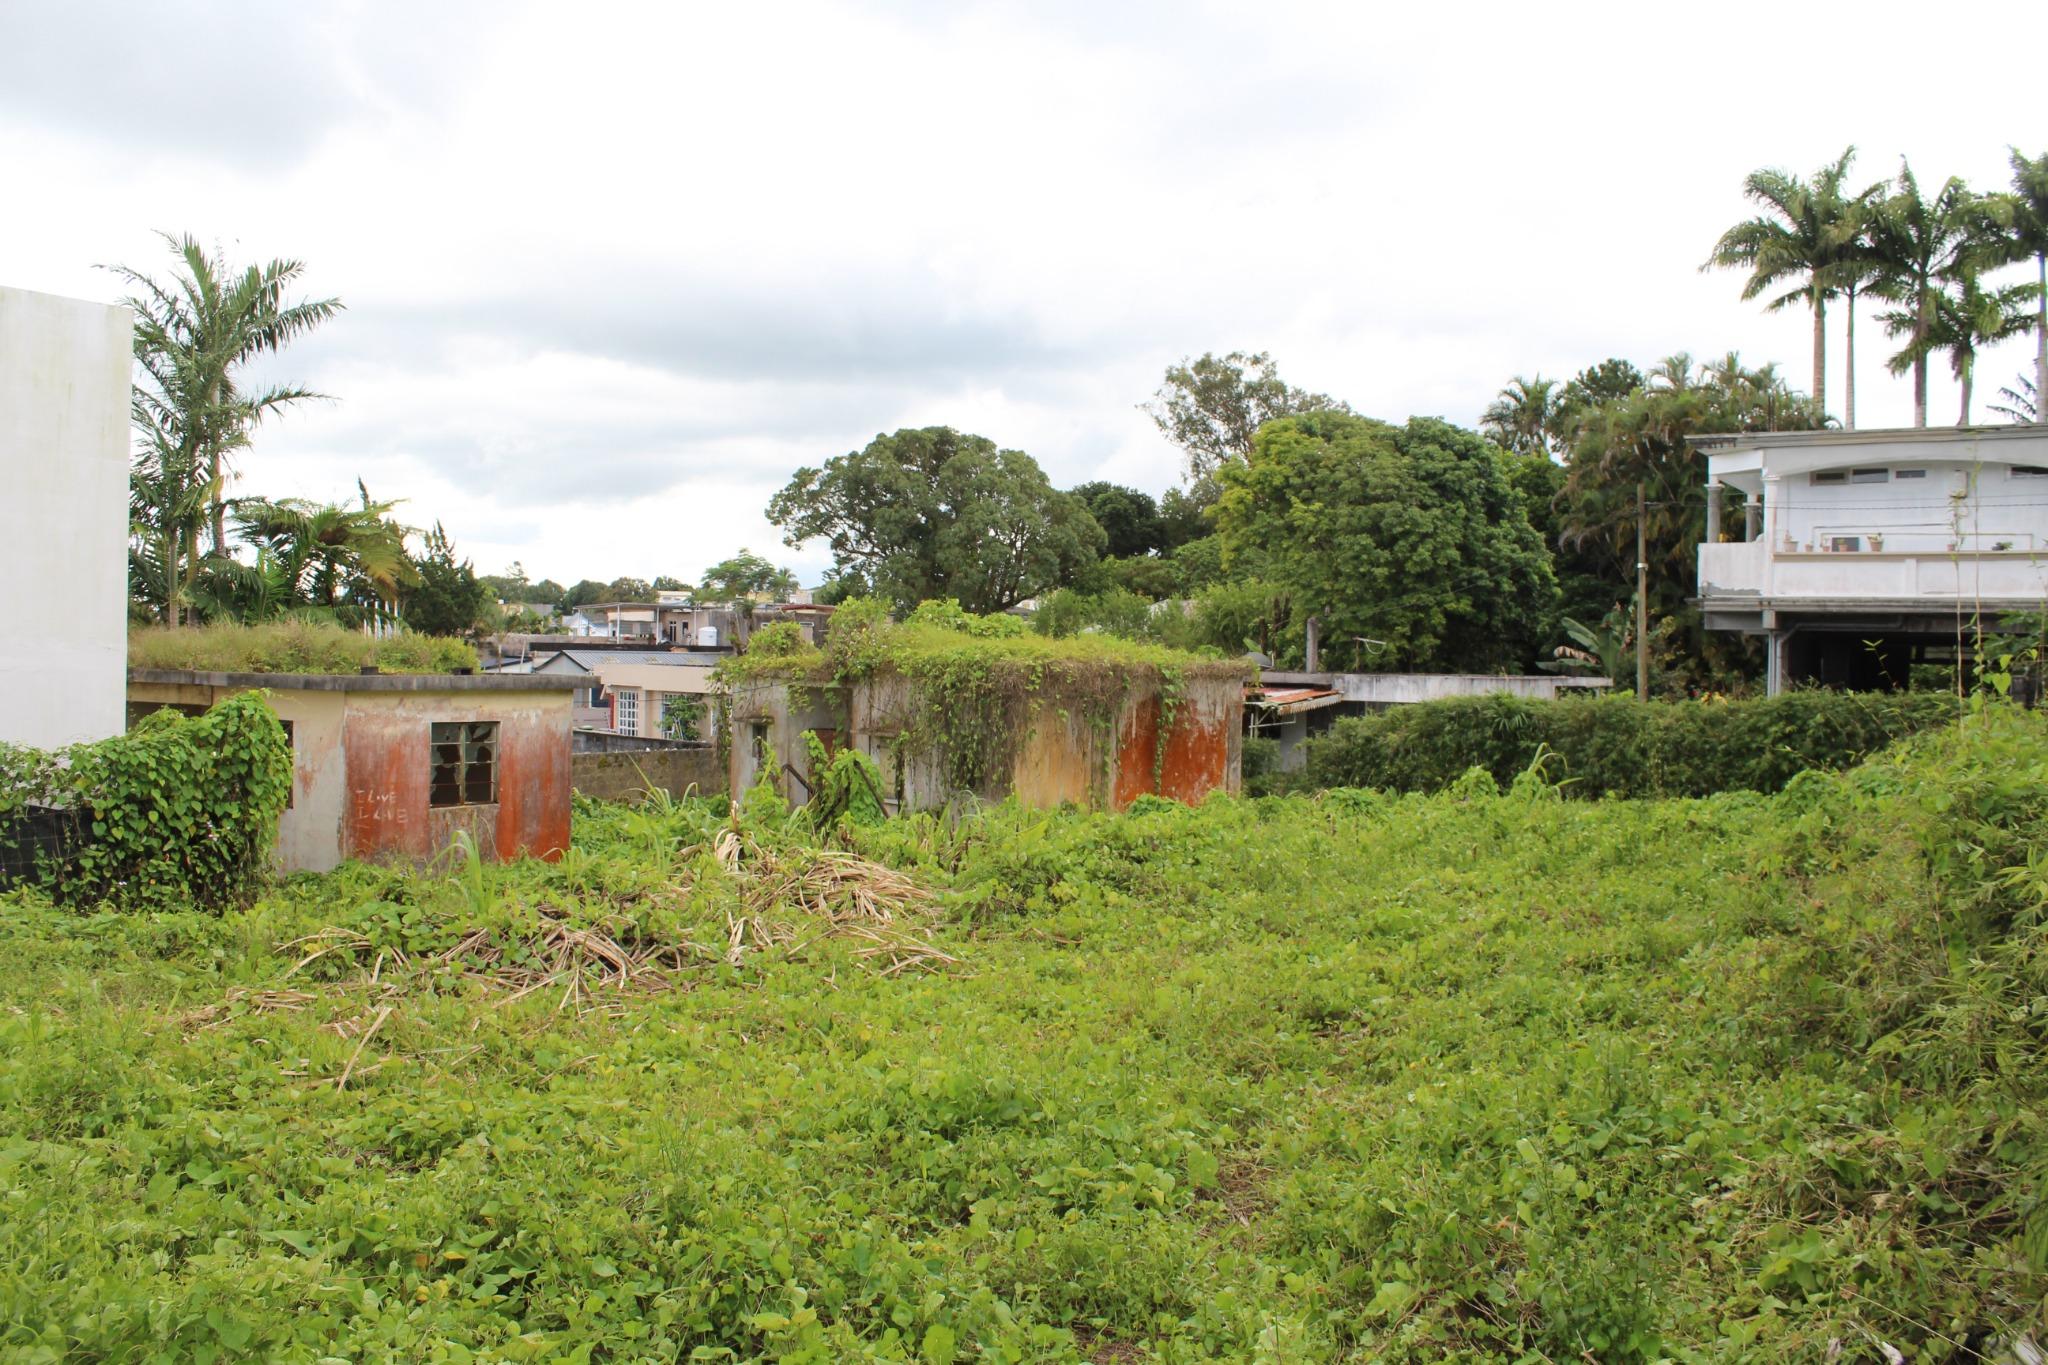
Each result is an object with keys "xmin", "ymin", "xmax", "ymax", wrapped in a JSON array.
[
  {"xmin": 429, "ymin": 720, "xmax": 499, "ymax": 808},
  {"xmin": 613, "ymin": 688, "xmax": 640, "ymax": 736}
]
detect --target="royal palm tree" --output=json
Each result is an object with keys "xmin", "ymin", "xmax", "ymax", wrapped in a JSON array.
[
  {"xmin": 1703, "ymin": 147, "xmax": 1861, "ymax": 420},
  {"xmin": 104, "ymin": 233, "xmax": 342, "ymax": 563},
  {"xmin": 1894, "ymin": 274, "xmax": 2039, "ymax": 424},
  {"xmin": 1828, "ymin": 178, "xmax": 1888, "ymax": 430},
  {"xmin": 1867, "ymin": 164, "xmax": 1979, "ymax": 428},
  {"xmin": 1991, "ymin": 373, "xmax": 2039, "ymax": 423},
  {"xmin": 1995, "ymin": 149, "xmax": 2048, "ymax": 424},
  {"xmin": 1480, "ymin": 375, "xmax": 1561, "ymax": 456}
]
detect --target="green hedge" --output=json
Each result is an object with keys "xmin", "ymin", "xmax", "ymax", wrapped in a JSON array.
[
  {"xmin": 0, "ymin": 692, "xmax": 291, "ymax": 909},
  {"xmin": 1302, "ymin": 690, "xmax": 1967, "ymax": 798}
]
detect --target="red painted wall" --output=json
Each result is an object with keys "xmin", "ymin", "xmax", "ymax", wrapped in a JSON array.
[{"xmin": 340, "ymin": 694, "xmax": 570, "ymax": 864}]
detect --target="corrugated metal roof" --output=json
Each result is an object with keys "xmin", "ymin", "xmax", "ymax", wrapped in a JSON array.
[
  {"xmin": 1246, "ymin": 685, "xmax": 1346, "ymax": 716},
  {"xmin": 530, "ymin": 649, "xmax": 727, "ymax": 672}
]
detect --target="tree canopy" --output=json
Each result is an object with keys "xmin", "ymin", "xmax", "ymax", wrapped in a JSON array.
[
  {"xmin": 767, "ymin": 427, "xmax": 1103, "ymax": 614},
  {"xmin": 1067, "ymin": 482, "xmax": 1164, "ymax": 559},
  {"xmin": 1214, "ymin": 413, "xmax": 1556, "ymax": 672},
  {"xmin": 402, "ymin": 523, "xmax": 489, "ymax": 637},
  {"xmin": 1143, "ymin": 351, "xmax": 1351, "ymax": 484},
  {"xmin": 698, "ymin": 550, "xmax": 799, "ymax": 603}
]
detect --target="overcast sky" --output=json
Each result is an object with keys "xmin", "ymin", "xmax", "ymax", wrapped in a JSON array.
[{"xmin": 5, "ymin": 0, "xmax": 2045, "ymax": 589}]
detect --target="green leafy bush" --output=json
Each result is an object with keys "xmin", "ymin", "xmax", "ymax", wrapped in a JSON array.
[
  {"xmin": 8, "ymin": 712, "xmax": 2048, "ymax": 1359},
  {"xmin": 1305, "ymin": 689, "xmax": 1964, "ymax": 797},
  {"xmin": 0, "ymin": 692, "xmax": 290, "ymax": 909},
  {"xmin": 130, "ymin": 620, "xmax": 478, "ymax": 675}
]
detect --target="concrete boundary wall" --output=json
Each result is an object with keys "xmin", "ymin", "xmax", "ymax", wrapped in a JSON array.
[{"xmin": 572, "ymin": 748, "xmax": 725, "ymax": 804}]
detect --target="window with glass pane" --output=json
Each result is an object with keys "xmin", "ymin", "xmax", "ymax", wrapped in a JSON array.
[
  {"xmin": 429, "ymin": 721, "xmax": 498, "ymax": 807},
  {"xmin": 614, "ymin": 689, "xmax": 639, "ymax": 735}
]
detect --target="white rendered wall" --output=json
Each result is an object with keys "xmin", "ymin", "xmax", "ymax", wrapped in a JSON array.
[{"xmin": 0, "ymin": 286, "xmax": 132, "ymax": 748}]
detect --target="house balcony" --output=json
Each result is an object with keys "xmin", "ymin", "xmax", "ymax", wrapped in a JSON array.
[{"xmin": 1698, "ymin": 538, "xmax": 2048, "ymax": 616}]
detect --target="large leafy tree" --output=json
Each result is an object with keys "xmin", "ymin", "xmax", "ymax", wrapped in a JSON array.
[
  {"xmin": 1560, "ymin": 355, "xmax": 1823, "ymax": 612},
  {"xmin": 768, "ymin": 427, "xmax": 1103, "ymax": 614},
  {"xmin": 1068, "ymin": 482, "xmax": 1164, "ymax": 559},
  {"xmin": 1480, "ymin": 375, "xmax": 1563, "ymax": 457},
  {"xmin": 1142, "ymin": 351, "xmax": 1351, "ymax": 484},
  {"xmin": 698, "ymin": 550, "xmax": 799, "ymax": 602},
  {"xmin": 1867, "ymin": 163, "xmax": 1981, "ymax": 428},
  {"xmin": 1213, "ymin": 413, "xmax": 1556, "ymax": 672},
  {"xmin": 105, "ymin": 232, "xmax": 342, "ymax": 605},
  {"xmin": 402, "ymin": 523, "xmax": 489, "ymax": 636},
  {"xmin": 1702, "ymin": 147, "xmax": 1863, "ymax": 420}
]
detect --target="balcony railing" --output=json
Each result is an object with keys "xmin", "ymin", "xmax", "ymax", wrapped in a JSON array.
[{"xmin": 1699, "ymin": 538, "xmax": 2048, "ymax": 605}]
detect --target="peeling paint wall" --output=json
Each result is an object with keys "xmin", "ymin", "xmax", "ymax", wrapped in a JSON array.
[
  {"xmin": 125, "ymin": 681, "xmax": 572, "ymax": 871},
  {"xmin": 127, "ymin": 682, "xmax": 350, "ymax": 872},
  {"xmin": 724, "ymin": 680, "xmax": 841, "ymax": 803},
  {"xmin": 731, "ymin": 667, "xmax": 1244, "ymax": 814},
  {"xmin": 341, "ymin": 690, "xmax": 570, "ymax": 866}
]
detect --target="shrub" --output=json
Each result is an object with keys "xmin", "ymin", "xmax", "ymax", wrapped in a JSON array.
[
  {"xmin": 0, "ymin": 692, "xmax": 290, "ymax": 909},
  {"xmin": 130, "ymin": 620, "xmax": 478, "ymax": 675},
  {"xmin": 1304, "ymin": 690, "xmax": 1966, "ymax": 798}
]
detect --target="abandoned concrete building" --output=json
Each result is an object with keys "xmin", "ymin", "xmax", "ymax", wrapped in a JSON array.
[
  {"xmin": 127, "ymin": 669, "xmax": 577, "ymax": 872},
  {"xmin": 725, "ymin": 660, "xmax": 1248, "ymax": 813}
]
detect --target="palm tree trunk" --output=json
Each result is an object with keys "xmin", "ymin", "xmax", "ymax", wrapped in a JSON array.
[
  {"xmin": 1959, "ymin": 351, "xmax": 1974, "ymax": 426},
  {"xmin": 1914, "ymin": 293, "xmax": 1931, "ymax": 428},
  {"xmin": 2037, "ymin": 254, "xmax": 2046, "ymax": 426},
  {"xmin": 1811, "ymin": 294, "xmax": 1827, "ymax": 419},
  {"xmin": 1844, "ymin": 285, "xmax": 1857, "ymax": 430}
]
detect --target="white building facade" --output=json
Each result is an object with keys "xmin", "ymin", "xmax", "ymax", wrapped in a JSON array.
[
  {"xmin": 0, "ymin": 286, "xmax": 132, "ymax": 747},
  {"xmin": 1697, "ymin": 426, "xmax": 2048, "ymax": 692}
]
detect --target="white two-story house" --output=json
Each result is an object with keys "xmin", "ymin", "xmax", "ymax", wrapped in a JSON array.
[{"xmin": 1696, "ymin": 426, "xmax": 2048, "ymax": 692}]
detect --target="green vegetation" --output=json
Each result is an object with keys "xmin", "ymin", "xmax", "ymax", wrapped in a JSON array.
[
  {"xmin": 1304, "ymin": 690, "xmax": 1963, "ymax": 799},
  {"xmin": 5, "ymin": 712, "xmax": 2048, "ymax": 1358},
  {"xmin": 109, "ymin": 232, "xmax": 343, "ymax": 627},
  {"xmin": 722, "ymin": 599, "xmax": 1242, "ymax": 800},
  {"xmin": 129, "ymin": 620, "xmax": 479, "ymax": 675},
  {"xmin": 769, "ymin": 428, "xmax": 1105, "ymax": 614},
  {"xmin": 0, "ymin": 692, "xmax": 289, "ymax": 909},
  {"xmin": 1215, "ymin": 413, "xmax": 1558, "ymax": 672}
]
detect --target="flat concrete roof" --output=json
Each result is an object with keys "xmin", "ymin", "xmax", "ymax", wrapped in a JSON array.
[
  {"xmin": 129, "ymin": 668, "xmax": 581, "ymax": 692},
  {"xmin": 1690, "ymin": 425, "xmax": 2047, "ymax": 452}
]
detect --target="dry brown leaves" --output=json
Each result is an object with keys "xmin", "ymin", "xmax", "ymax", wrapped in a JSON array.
[{"xmin": 199, "ymin": 832, "xmax": 957, "ymax": 1028}]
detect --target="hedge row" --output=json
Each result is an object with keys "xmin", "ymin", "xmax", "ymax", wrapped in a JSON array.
[
  {"xmin": 1302, "ymin": 690, "xmax": 1967, "ymax": 799},
  {"xmin": 0, "ymin": 692, "xmax": 291, "ymax": 909}
]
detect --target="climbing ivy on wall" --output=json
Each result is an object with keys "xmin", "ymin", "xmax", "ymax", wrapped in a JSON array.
[
  {"xmin": 719, "ymin": 598, "xmax": 1239, "ymax": 806},
  {"xmin": 0, "ymin": 692, "xmax": 292, "ymax": 910}
]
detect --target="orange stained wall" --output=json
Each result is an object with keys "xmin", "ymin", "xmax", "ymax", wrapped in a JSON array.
[
  {"xmin": 1111, "ymin": 678, "xmax": 1239, "ymax": 809},
  {"xmin": 340, "ymin": 691, "xmax": 571, "ymax": 863}
]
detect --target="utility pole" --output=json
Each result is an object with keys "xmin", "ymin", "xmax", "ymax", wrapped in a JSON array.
[{"xmin": 1635, "ymin": 482, "xmax": 1649, "ymax": 700}]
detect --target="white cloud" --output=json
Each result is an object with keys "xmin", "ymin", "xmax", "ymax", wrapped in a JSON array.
[{"xmin": 3, "ymin": 0, "xmax": 2045, "ymax": 587}]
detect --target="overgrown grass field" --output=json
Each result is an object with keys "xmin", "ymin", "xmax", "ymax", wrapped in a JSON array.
[{"xmin": 5, "ymin": 713, "xmax": 2048, "ymax": 1361}]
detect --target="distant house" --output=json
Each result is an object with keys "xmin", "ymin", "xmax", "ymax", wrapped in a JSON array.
[
  {"xmin": 1, "ymin": 286, "xmax": 131, "ymax": 749},
  {"xmin": 528, "ymin": 647, "xmax": 725, "ymax": 738},
  {"xmin": 1696, "ymin": 426, "xmax": 2048, "ymax": 691},
  {"xmin": 127, "ymin": 669, "xmax": 578, "ymax": 872},
  {"xmin": 570, "ymin": 599, "xmax": 833, "ymax": 650}
]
